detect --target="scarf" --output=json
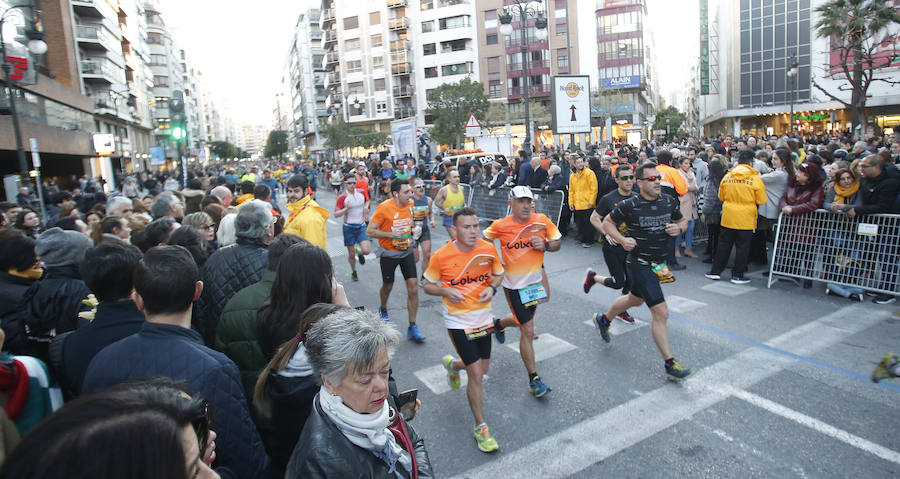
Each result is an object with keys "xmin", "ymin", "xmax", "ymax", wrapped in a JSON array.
[
  {"xmin": 276, "ymin": 343, "xmax": 314, "ymax": 378},
  {"xmin": 833, "ymin": 181, "xmax": 859, "ymax": 205},
  {"xmin": 7, "ymin": 267, "xmax": 42, "ymax": 280},
  {"xmin": 318, "ymin": 388, "xmax": 413, "ymax": 478}
]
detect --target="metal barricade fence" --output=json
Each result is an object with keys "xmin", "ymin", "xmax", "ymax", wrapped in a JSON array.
[{"xmin": 768, "ymin": 210, "xmax": 900, "ymax": 296}]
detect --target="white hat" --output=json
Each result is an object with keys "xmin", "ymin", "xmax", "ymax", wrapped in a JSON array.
[{"xmin": 510, "ymin": 185, "xmax": 534, "ymax": 200}]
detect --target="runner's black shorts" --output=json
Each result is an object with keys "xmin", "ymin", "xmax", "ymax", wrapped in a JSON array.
[
  {"xmin": 380, "ymin": 253, "xmax": 417, "ymax": 284},
  {"xmin": 448, "ymin": 328, "xmax": 492, "ymax": 366},
  {"xmin": 626, "ymin": 262, "xmax": 666, "ymax": 307},
  {"xmin": 418, "ymin": 227, "xmax": 431, "ymax": 242},
  {"xmin": 504, "ymin": 287, "xmax": 537, "ymax": 326}
]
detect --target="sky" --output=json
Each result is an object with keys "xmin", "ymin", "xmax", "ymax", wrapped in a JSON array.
[{"xmin": 157, "ymin": 0, "xmax": 698, "ymax": 127}]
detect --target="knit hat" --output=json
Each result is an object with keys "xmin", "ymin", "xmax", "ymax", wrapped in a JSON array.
[{"xmin": 35, "ymin": 227, "xmax": 93, "ymax": 268}]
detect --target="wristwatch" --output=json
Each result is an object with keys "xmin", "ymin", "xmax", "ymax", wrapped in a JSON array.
[{"xmin": 544, "ymin": 240, "xmax": 551, "ymax": 251}]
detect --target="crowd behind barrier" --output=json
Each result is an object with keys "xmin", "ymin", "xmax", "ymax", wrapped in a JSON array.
[{"xmin": 769, "ymin": 210, "xmax": 900, "ymax": 297}]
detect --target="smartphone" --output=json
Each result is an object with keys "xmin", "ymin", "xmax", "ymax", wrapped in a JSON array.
[{"xmin": 396, "ymin": 388, "xmax": 418, "ymax": 422}]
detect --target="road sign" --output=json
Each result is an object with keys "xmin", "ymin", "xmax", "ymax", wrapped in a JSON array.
[
  {"xmin": 465, "ymin": 113, "xmax": 482, "ymax": 137},
  {"xmin": 653, "ymin": 129, "xmax": 667, "ymax": 135},
  {"xmin": 551, "ymin": 75, "xmax": 591, "ymax": 134}
]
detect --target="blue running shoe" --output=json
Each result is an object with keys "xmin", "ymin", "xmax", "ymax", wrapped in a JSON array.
[
  {"xmin": 407, "ymin": 323, "xmax": 425, "ymax": 343},
  {"xmin": 493, "ymin": 318, "xmax": 505, "ymax": 344},
  {"xmin": 379, "ymin": 306, "xmax": 389, "ymax": 322},
  {"xmin": 529, "ymin": 376, "xmax": 551, "ymax": 398}
]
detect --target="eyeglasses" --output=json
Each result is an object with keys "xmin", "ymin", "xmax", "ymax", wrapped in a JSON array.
[
  {"xmin": 345, "ymin": 181, "xmax": 357, "ymax": 185},
  {"xmin": 202, "ymin": 224, "xmax": 215, "ymax": 230},
  {"xmin": 414, "ymin": 185, "xmax": 425, "ymax": 189},
  {"xmin": 639, "ymin": 176, "xmax": 661, "ymax": 182},
  {"xmin": 617, "ymin": 175, "xmax": 635, "ymax": 180}
]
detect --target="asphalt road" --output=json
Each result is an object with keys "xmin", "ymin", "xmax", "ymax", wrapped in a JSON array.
[{"xmin": 304, "ymin": 186, "xmax": 900, "ymax": 479}]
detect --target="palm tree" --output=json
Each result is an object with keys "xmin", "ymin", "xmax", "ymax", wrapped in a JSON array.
[{"xmin": 813, "ymin": 0, "xmax": 900, "ymax": 134}]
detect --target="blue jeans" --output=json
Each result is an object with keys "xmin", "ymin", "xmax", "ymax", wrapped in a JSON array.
[{"xmin": 679, "ymin": 219, "xmax": 695, "ymax": 250}]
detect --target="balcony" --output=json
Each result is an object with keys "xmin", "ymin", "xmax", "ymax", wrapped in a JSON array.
[
  {"xmin": 388, "ymin": 17, "xmax": 409, "ymax": 30},
  {"xmin": 75, "ymin": 24, "xmax": 117, "ymax": 52},
  {"xmin": 389, "ymin": 40, "xmax": 410, "ymax": 53},
  {"xmin": 506, "ymin": 59, "xmax": 550, "ymax": 73},
  {"xmin": 72, "ymin": 0, "xmax": 116, "ymax": 19},
  {"xmin": 391, "ymin": 62, "xmax": 411, "ymax": 75},
  {"xmin": 388, "ymin": 0, "xmax": 407, "ymax": 7},
  {"xmin": 322, "ymin": 8, "xmax": 335, "ymax": 23},
  {"xmin": 394, "ymin": 107, "xmax": 415, "ymax": 119},
  {"xmin": 80, "ymin": 58, "xmax": 125, "ymax": 85},
  {"xmin": 392, "ymin": 85, "xmax": 413, "ymax": 98},
  {"xmin": 327, "ymin": 71, "xmax": 340, "ymax": 86},
  {"xmin": 325, "ymin": 52, "xmax": 339, "ymax": 65},
  {"xmin": 323, "ymin": 30, "xmax": 337, "ymax": 46},
  {"xmin": 508, "ymin": 84, "xmax": 551, "ymax": 98},
  {"xmin": 390, "ymin": 52, "xmax": 409, "ymax": 64}
]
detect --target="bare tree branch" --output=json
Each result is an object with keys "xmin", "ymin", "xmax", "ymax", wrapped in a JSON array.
[{"xmin": 812, "ymin": 80, "xmax": 850, "ymax": 106}]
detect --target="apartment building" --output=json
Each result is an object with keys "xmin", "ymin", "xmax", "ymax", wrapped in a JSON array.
[{"xmin": 287, "ymin": 9, "xmax": 328, "ymax": 155}]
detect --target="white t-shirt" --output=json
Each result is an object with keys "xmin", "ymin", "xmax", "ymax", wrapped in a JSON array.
[{"xmin": 336, "ymin": 190, "xmax": 366, "ymax": 224}]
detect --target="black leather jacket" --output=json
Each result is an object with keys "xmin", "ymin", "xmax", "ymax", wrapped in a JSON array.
[{"xmin": 286, "ymin": 397, "xmax": 433, "ymax": 479}]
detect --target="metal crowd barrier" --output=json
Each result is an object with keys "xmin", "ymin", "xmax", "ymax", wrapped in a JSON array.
[
  {"xmin": 768, "ymin": 209, "xmax": 900, "ymax": 296},
  {"xmin": 468, "ymin": 185, "xmax": 565, "ymax": 225}
]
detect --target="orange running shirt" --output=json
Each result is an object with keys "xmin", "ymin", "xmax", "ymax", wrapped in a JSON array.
[
  {"xmin": 483, "ymin": 213, "xmax": 561, "ymax": 289},
  {"xmin": 370, "ymin": 198, "xmax": 414, "ymax": 253},
  {"xmin": 424, "ymin": 239, "xmax": 504, "ymax": 330}
]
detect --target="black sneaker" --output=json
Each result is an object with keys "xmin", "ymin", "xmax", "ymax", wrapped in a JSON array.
[
  {"xmin": 873, "ymin": 294, "xmax": 897, "ymax": 305},
  {"xmin": 593, "ymin": 313, "xmax": 611, "ymax": 343},
  {"xmin": 669, "ymin": 263, "xmax": 687, "ymax": 271}
]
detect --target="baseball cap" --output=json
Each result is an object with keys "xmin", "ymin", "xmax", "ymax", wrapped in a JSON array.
[
  {"xmin": 510, "ymin": 185, "xmax": 534, "ymax": 200},
  {"xmin": 358, "ymin": 161, "xmax": 366, "ymax": 167}
]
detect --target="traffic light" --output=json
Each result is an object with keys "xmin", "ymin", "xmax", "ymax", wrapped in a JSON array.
[{"xmin": 168, "ymin": 90, "xmax": 186, "ymax": 141}]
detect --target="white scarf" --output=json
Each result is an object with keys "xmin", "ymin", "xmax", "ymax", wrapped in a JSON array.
[{"xmin": 318, "ymin": 388, "xmax": 412, "ymax": 477}]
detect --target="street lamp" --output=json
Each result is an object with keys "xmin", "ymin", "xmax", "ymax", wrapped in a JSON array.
[
  {"xmin": 787, "ymin": 55, "xmax": 799, "ymax": 137},
  {"xmin": 107, "ymin": 88, "xmax": 136, "ymax": 173},
  {"xmin": 1, "ymin": 4, "xmax": 46, "ymax": 192},
  {"xmin": 499, "ymin": 1, "xmax": 547, "ymax": 157}
]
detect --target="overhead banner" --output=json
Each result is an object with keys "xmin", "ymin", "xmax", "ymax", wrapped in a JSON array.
[
  {"xmin": 601, "ymin": 75, "xmax": 640, "ymax": 90},
  {"xmin": 700, "ymin": 0, "xmax": 710, "ymax": 94},
  {"xmin": 390, "ymin": 118, "xmax": 416, "ymax": 156},
  {"xmin": 551, "ymin": 75, "xmax": 591, "ymax": 134},
  {"xmin": 149, "ymin": 146, "xmax": 166, "ymax": 165}
]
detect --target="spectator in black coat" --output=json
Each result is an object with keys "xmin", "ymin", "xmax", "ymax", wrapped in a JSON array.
[
  {"xmin": 50, "ymin": 241, "xmax": 144, "ymax": 397},
  {"xmin": 529, "ymin": 156, "xmax": 548, "ymax": 189},
  {"xmin": 0, "ymin": 232, "xmax": 40, "ymax": 338},
  {"xmin": 82, "ymin": 246, "xmax": 270, "ymax": 479}
]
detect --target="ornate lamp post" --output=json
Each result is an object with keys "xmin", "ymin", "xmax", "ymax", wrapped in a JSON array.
[{"xmin": 499, "ymin": 1, "xmax": 547, "ymax": 156}]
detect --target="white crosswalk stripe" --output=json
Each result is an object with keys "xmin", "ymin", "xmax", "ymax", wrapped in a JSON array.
[
  {"xmin": 701, "ymin": 282, "xmax": 757, "ymax": 296},
  {"xmin": 666, "ymin": 295, "xmax": 709, "ymax": 313},
  {"xmin": 503, "ymin": 333, "xmax": 577, "ymax": 362},
  {"xmin": 583, "ymin": 317, "xmax": 649, "ymax": 335},
  {"xmin": 414, "ymin": 363, "xmax": 488, "ymax": 395}
]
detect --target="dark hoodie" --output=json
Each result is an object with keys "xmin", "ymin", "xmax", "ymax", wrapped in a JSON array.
[
  {"xmin": 264, "ymin": 344, "xmax": 318, "ymax": 478},
  {"xmin": 856, "ymin": 162, "xmax": 900, "ymax": 215}
]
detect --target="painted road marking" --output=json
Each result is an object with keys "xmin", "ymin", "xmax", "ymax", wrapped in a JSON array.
[
  {"xmin": 504, "ymin": 333, "xmax": 577, "ymax": 362},
  {"xmin": 701, "ymin": 282, "xmax": 758, "ymax": 296},
  {"xmin": 449, "ymin": 304, "xmax": 887, "ymax": 478},
  {"xmin": 414, "ymin": 363, "xmax": 488, "ymax": 395},
  {"xmin": 583, "ymin": 317, "xmax": 649, "ymax": 336},
  {"xmin": 666, "ymin": 295, "xmax": 709, "ymax": 313}
]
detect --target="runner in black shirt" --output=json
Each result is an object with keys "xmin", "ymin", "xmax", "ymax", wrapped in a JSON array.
[
  {"xmin": 593, "ymin": 163, "xmax": 693, "ymax": 380},
  {"xmin": 584, "ymin": 164, "xmax": 638, "ymax": 323}
]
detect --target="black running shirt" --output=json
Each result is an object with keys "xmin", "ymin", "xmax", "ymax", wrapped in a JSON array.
[
  {"xmin": 608, "ymin": 194, "xmax": 683, "ymax": 265},
  {"xmin": 596, "ymin": 190, "xmax": 637, "ymax": 236}
]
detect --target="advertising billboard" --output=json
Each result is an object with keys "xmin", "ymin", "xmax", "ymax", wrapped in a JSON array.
[{"xmin": 551, "ymin": 75, "xmax": 591, "ymax": 134}]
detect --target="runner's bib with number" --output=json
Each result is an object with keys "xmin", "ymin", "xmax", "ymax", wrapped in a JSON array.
[{"xmin": 518, "ymin": 281, "xmax": 549, "ymax": 307}]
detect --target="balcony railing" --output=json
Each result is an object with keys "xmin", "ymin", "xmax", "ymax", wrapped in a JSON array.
[
  {"xmin": 327, "ymin": 71, "xmax": 340, "ymax": 85},
  {"xmin": 322, "ymin": 9, "xmax": 335, "ymax": 22},
  {"xmin": 388, "ymin": 17, "xmax": 409, "ymax": 30},
  {"xmin": 323, "ymin": 30, "xmax": 337, "ymax": 44},
  {"xmin": 389, "ymin": 40, "xmax": 410, "ymax": 52},
  {"xmin": 506, "ymin": 59, "xmax": 550, "ymax": 71},
  {"xmin": 391, "ymin": 62, "xmax": 411, "ymax": 75},
  {"xmin": 598, "ymin": 23, "xmax": 643, "ymax": 36},
  {"xmin": 508, "ymin": 84, "xmax": 551, "ymax": 97},
  {"xmin": 74, "ymin": 24, "xmax": 116, "ymax": 51},
  {"xmin": 80, "ymin": 59, "xmax": 125, "ymax": 84},
  {"xmin": 394, "ymin": 107, "xmax": 415, "ymax": 119},
  {"xmin": 388, "ymin": 0, "xmax": 407, "ymax": 8},
  {"xmin": 326, "ymin": 52, "xmax": 339, "ymax": 65},
  {"xmin": 390, "ymin": 52, "xmax": 409, "ymax": 64},
  {"xmin": 392, "ymin": 85, "xmax": 413, "ymax": 98},
  {"xmin": 598, "ymin": 50, "xmax": 643, "ymax": 62}
]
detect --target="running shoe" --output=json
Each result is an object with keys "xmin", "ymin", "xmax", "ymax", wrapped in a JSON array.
[
  {"xmin": 617, "ymin": 311, "xmax": 636, "ymax": 323},
  {"xmin": 529, "ymin": 376, "xmax": 551, "ymax": 398},
  {"xmin": 873, "ymin": 294, "xmax": 897, "ymax": 305},
  {"xmin": 407, "ymin": 324, "xmax": 426, "ymax": 343},
  {"xmin": 704, "ymin": 273, "xmax": 721, "ymax": 280},
  {"xmin": 871, "ymin": 354, "xmax": 899, "ymax": 383},
  {"xmin": 379, "ymin": 306, "xmax": 389, "ymax": 322},
  {"xmin": 351, "ymin": 270, "xmax": 358, "ymax": 282},
  {"xmin": 593, "ymin": 313, "xmax": 611, "ymax": 343},
  {"xmin": 493, "ymin": 318, "xmax": 505, "ymax": 344},
  {"xmin": 442, "ymin": 355, "xmax": 461, "ymax": 391},
  {"xmin": 583, "ymin": 269, "xmax": 597, "ymax": 294},
  {"xmin": 730, "ymin": 275, "xmax": 751, "ymax": 285},
  {"xmin": 665, "ymin": 360, "xmax": 693, "ymax": 379},
  {"xmin": 473, "ymin": 424, "xmax": 499, "ymax": 453},
  {"xmin": 356, "ymin": 246, "xmax": 366, "ymax": 265}
]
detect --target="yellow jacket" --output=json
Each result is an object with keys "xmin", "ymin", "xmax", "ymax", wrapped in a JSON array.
[
  {"xmin": 568, "ymin": 168, "xmax": 598, "ymax": 210},
  {"xmin": 284, "ymin": 196, "xmax": 330, "ymax": 250},
  {"xmin": 718, "ymin": 164, "xmax": 767, "ymax": 230}
]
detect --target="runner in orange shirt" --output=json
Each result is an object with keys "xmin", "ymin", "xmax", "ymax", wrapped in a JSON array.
[
  {"xmin": 483, "ymin": 186, "xmax": 561, "ymax": 398},
  {"xmin": 424, "ymin": 206, "xmax": 504, "ymax": 453},
  {"xmin": 365, "ymin": 178, "xmax": 425, "ymax": 342}
]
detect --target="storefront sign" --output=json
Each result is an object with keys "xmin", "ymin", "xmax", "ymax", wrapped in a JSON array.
[
  {"xmin": 792, "ymin": 113, "xmax": 830, "ymax": 121},
  {"xmin": 699, "ymin": 0, "xmax": 710, "ymax": 94},
  {"xmin": 602, "ymin": 76, "xmax": 640, "ymax": 90},
  {"xmin": 591, "ymin": 104, "xmax": 635, "ymax": 116},
  {"xmin": 93, "ymin": 134, "xmax": 115, "ymax": 156}
]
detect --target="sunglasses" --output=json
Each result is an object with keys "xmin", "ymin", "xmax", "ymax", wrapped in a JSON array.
[
  {"xmin": 617, "ymin": 175, "xmax": 635, "ymax": 180},
  {"xmin": 639, "ymin": 176, "xmax": 661, "ymax": 182},
  {"xmin": 414, "ymin": 185, "xmax": 425, "ymax": 189},
  {"xmin": 345, "ymin": 181, "xmax": 357, "ymax": 185}
]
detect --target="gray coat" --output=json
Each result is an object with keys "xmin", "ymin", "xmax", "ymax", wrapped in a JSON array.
[{"xmin": 759, "ymin": 167, "xmax": 788, "ymax": 219}]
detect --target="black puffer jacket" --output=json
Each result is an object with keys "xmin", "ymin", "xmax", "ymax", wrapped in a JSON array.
[
  {"xmin": 286, "ymin": 397, "xmax": 433, "ymax": 479},
  {"xmin": 195, "ymin": 238, "xmax": 268, "ymax": 346},
  {"xmin": 265, "ymin": 372, "xmax": 319, "ymax": 478},
  {"xmin": 11, "ymin": 264, "xmax": 91, "ymax": 361},
  {"xmin": 0, "ymin": 271, "xmax": 36, "ymax": 352},
  {"xmin": 856, "ymin": 163, "xmax": 900, "ymax": 215}
]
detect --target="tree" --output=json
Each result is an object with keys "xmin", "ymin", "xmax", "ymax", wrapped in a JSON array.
[
  {"xmin": 210, "ymin": 140, "xmax": 241, "ymax": 159},
  {"xmin": 652, "ymin": 106, "xmax": 686, "ymax": 136},
  {"xmin": 813, "ymin": 0, "xmax": 900, "ymax": 134},
  {"xmin": 320, "ymin": 120, "xmax": 389, "ymax": 151},
  {"xmin": 426, "ymin": 77, "xmax": 490, "ymax": 148},
  {"xmin": 264, "ymin": 130, "xmax": 288, "ymax": 159}
]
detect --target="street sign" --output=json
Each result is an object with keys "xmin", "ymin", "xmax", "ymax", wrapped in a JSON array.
[
  {"xmin": 653, "ymin": 129, "xmax": 667, "ymax": 135},
  {"xmin": 29, "ymin": 138, "xmax": 40, "ymax": 168},
  {"xmin": 551, "ymin": 75, "xmax": 591, "ymax": 134},
  {"xmin": 465, "ymin": 113, "xmax": 482, "ymax": 137}
]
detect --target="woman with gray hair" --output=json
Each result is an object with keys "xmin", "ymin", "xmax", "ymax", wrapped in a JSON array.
[
  {"xmin": 540, "ymin": 163, "xmax": 565, "ymax": 193},
  {"xmin": 286, "ymin": 308, "xmax": 433, "ymax": 479}
]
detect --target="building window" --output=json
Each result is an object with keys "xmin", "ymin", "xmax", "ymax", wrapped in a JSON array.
[
  {"xmin": 149, "ymin": 54, "xmax": 166, "ymax": 66},
  {"xmin": 376, "ymin": 101, "xmax": 388, "ymax": 114},
  {"xmin": 348, "ymin": 81, "xmax": 364, "ymax": 95},
  {"xmin": 441, "ymin": 62, "xmax": 472, "ymax": 76},
  {"xmin": 487, "ymin": 56, "xmax": 500, "ymax": 74},
  {"xmin": 422, "ymin": 20, "xmax": 434, "ymax": 33},
  {"xmin": 556, "ymin": 21, "xmax": 567, "ymax": 36},
  {"xmin": 555, "ymin": 0, "xmax": 566, "ymax": 18},
  {"xmin": 423, "ymin": 43, "xmax": 436, "ymax": 55},
  {"xmin": 147, "ymin": 32, "xmax": 164, "ymax": 44},
  {"xmin": 486, "ymin": 33, "xmax": 498, "ymax": 45},
  {"xmin": 372, "ymin": 56, "xmax": 384, "ymax": 68},
  {"xmin": 439, "ymin": 15, "xmax": 469, "ymax": 30},
  {"xmin": 557, "ymin": 48, "xmax": 568, "ymax": 71},
  {"xmin": 441, "ymin": 39, "xmax": 468, "ymax": 52},
  {"xmin": 347, "ymin": 60, "xmax": 362, "ymax": 73},
  {"xmin": 344, "ymin": 16, "xmax": 359, "ymax": 29},
  {"xmin": 421, "ymin": 0, "xmax": 434, "ymax": 10},
  {"xmin": 369, "ymin": 12, "xmax": 380, "ymax": 25},
  {"xmin": 371, "ymin": 34, "xmax": 383, "ymax": 47},
  {"xmin": 153, "ymin": 75, "xmax": 169, "ymax": 87},
  {"xmin": 489, "ymin": 80, "xmax": 502, "ymax": 98},
  {"xmin": 345, "ymin": 38, "xmax": 360, "ymax": 51},
  {"xmin": 424, "ymin": 66, "xmax": 438, "ymax": 78},
  {"xmin": 374, "ymin": 78, "xmax": 386, "ymax": 91},
  {"xmin": 484, "ymin": 10, "xmax": 497, "ymax": 29}
]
